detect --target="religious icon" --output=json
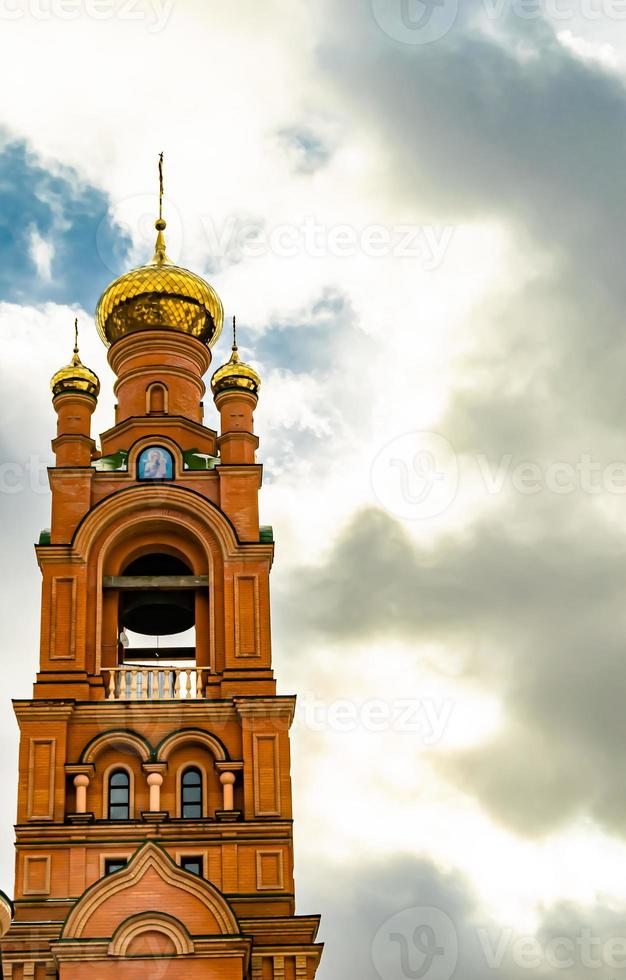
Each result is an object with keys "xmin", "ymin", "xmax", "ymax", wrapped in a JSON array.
[{"xmin": 137, "ymin": 446, "xmax": 173, "ymax": 480}]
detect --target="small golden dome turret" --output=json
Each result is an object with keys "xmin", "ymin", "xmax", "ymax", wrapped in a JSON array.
[
  {"xmin": 95, "ymin": 154, "xmax": 224, "ymax": 348},
  {"xmin": 211, "ymin": 317, "xmax": 261, "ymax": 397},
  {"xmin": 51, "ymin": 320, "xmax": 100, "ymax": 399}
]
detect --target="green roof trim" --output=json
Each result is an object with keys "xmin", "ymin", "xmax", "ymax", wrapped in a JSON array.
[
  {"xmin": 92, "ymin": 450, "xmax": 129, "ymax": 472},
  {"xmin": 260, "ymin": 525, "xmax": 274, "ymax": 544},
  {"xmin": 183, "ymin": 449, "xmax": 220, "ymax": 471},
  {"xmin": 38, "ymin": 529, "xmax": 51, "ymax": 546}
]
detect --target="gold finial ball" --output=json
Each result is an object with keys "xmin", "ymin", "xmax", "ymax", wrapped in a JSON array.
[
  {"xmin": 51, "ymin": 352, "xmax": 100, "ymax": 400},
  {"xmin": 155, "ymin": 218, "xmax": 166, "ymax": 231},
  {"xmin": 211, "ymin": 346, "xmax": 261, "ymax": 398}
]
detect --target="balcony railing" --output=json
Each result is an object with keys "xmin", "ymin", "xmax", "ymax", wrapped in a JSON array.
[{"xmin": 104, "ymin": 666, "xmax": 205, "ymax": 701}]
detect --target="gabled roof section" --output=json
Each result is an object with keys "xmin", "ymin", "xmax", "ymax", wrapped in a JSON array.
[{"xmin": 61, "ymin": 841, "xmax": 240, "ymax": 940}]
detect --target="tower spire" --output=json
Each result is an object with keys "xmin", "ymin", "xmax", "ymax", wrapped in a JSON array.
[
  {"xmin": 232, "ymin": 314, "xmax": 237, "ymax": 351},
  {"xmin": 50, "ymin": 317, "xmax": 100, "ymax": 400},
  {"xmin": 152, "ymin": 151, "xmax": 170, "ymax": 265},
  {"xmin": 158, "ymin": 150, "xmax": 164, "ymax": 223}
]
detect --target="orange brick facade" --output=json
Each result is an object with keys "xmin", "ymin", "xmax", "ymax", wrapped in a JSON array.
[{"xmin": 0, "ymin": 219, "xmax": 323, "ymax": 978}]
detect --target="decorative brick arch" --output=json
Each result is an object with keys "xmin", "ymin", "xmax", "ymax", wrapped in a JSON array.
[
  {"xmin": 73, "ymin": 484, "xmax": 241, "ymax": 559},
  {"xmin": 156, "ymin": 728, "xmax": 228, "ymax": 763},
  {"xmin": 80, "ymin": 729, "xmax": 153, "ymax": 765},
  {"xmin": 62, "ymin": 842, "xmax": 240, "ymax": 941},
  {"xmin": 109, "ymin": 911, "xmax": 194, "ymax": 957},
  {"xmin": 70, "ymin": 484, "xmax": 248, "ymax": 675}
]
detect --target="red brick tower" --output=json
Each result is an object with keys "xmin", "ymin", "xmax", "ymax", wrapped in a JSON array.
[{"xmin": 0, "ymin": 176, "xmax": 323, "ymax": 980}]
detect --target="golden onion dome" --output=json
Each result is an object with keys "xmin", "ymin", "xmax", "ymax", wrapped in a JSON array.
[
  {"xmin": 95, "ymin": 219, "xmax": 224, "ymax": 348},
  {"xmin": 211, "ymin": 318, "xmax": 261, "ymax": 398},
  {"xmin": 51, "ymin": 321, "xmax": 100, "ymax": 399}
]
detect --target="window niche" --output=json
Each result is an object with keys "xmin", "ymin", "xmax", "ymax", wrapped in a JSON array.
[{"xmin": 146, "ymin": 382, "xmax": 168, "ymax": 415}]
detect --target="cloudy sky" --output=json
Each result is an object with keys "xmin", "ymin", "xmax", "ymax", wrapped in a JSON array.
[{"xmin": 3, "ymin": 0, "xmax": 626, "ymax": 976}]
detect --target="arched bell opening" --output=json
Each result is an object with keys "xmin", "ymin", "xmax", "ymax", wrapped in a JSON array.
[
  {"xmin": 118, "ymin": 553, "xmax": 198, "ymax": 663},
  {"xmin": 96, "ymin": 518, "xmax": 217, "ymax": 679},
  {"xmin": 104, "ymin": 550, "xmax": 208, "ymax": 666},
  {"xmin": 121, "ymin": 554, "xmax": 195, "ymax": 636}
]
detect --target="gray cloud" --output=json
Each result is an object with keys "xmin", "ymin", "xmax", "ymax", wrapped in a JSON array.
[
  {"xmin": 300, "ymin": 853, "xmax": 626, "ymax": 980},
  {"xmin": 260, "ymin": 1, "xmax": 626, "ymax": 839},
  {"xmin": 275, "ymin": 502, "xmax": 626, "ymax": 835},
  {"xmin": 313, "ymin": 2, "xmax": 626, "ymax": 438}
]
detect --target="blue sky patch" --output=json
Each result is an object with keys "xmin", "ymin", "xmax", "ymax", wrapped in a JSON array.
[{"xmin": 0, "ymin": 135, "xmax": 131, "ymax": 312}]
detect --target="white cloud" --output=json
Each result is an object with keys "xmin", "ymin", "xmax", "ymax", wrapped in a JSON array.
[
  {"xmin": 28, "ymin": 225, "xmax": 54, "ymax": 280},
  {"xmin": 557, "ymin": 29, "xmax": 620, "ymax": 67}
]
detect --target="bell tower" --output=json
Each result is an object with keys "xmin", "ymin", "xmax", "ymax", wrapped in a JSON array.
[{"xmin": 0, "ymin": 163, "xmax": 323, "ymax": 980}]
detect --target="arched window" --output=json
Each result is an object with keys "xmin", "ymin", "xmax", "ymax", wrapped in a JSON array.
[
  {"xmin": 108, "ymin": 769, "xmax": 130, "ymax": 820},
  {"xmin": 181, "ymin": 767, "xmax": 203, "ymax": 819}
]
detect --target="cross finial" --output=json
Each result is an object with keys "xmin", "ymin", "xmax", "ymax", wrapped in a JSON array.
[
  {"xmin": 73, "ymin": 317, "xmax": 79, "ymax": 355},
  {"xmin": 153, "ymin": 151, "xmax": 169, "ymax": 264},
  {"xmin": 232, "ymin": 315, "xmax": 238, "ymax": 351},
  {"xmin": 158, "ymin": 151, "xmax": 164, "ymax": 222}
]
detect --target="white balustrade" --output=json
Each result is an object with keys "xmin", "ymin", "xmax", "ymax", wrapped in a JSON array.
[{"xmin": 105, "ymin": 666, "xmax": 205, "ymax": 701}]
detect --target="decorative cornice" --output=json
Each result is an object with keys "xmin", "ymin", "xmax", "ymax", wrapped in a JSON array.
[
  {"xmin": 141, "ymin": 762, "xmax": 168, "ymax": 775},
  {"xmin": 99, "ymin": 413, "xmax": 217, "ymax": 446},
  {"xmin": 47, "ymin": 466, "xmax": 94, "ymax": 479},
  {"xmin": 71, "ymin": 701, "xmax": 238, "ymax": 725},
  {"xmin": 107, "ymin": 331, "xmax": 212, "ymax": 377},
  {"xmin": 235, "ymin": 697, "xmax": 296, "ymax": 726},
  {"xmin": 65, "ymin": 763, "xmax": 95, "ymax": 777},
  {"xmin": 15, "ymin": 821, "xmax": 293, "ymax": 846},
  {"xmin": 214, "ymin": 761, "xmax": 244, "ymax": 773},
  {"xmin": 13, "ymin": 702, "xmax": 75, "ymax": 723},
  {"xmin": 240, "ymin": 914, "xmax": 321, "ymax": 944},
  {"xmin": 51, "ymin": 936, "xmax": 251, "ymax": 963}
]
